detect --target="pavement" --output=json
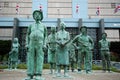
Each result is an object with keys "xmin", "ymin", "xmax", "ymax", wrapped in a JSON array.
[{"xmin": 0, "ymin": 69, "xmax": 120, "ymax": 80}]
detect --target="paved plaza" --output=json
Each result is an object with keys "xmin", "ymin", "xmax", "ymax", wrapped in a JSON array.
[{"xmin": 0, "ymin": 69, "xmax": 120, "ymax": 80}]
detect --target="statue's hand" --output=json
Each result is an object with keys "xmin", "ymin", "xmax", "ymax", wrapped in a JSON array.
[
  {"xmin": 25, "ymin": 45, "xmax": 29, "ymax": 51},
  {"xmin": 76, "ymin": 47, "xmax": 80, "ymax": 50},
  {"xmin": 60, "ymin": 42, "xmax": 65, "ymax": 47},
  {"xmin": 56, "ymin": 41, "xmax": 61, "ymax": 45},
  {"xmin": 51, "ymin": 49, "xmax": 56, "ymax": 52},
  {"xmin": 42, "ymin": 45, "xmax": 47, "ymax": 52}
]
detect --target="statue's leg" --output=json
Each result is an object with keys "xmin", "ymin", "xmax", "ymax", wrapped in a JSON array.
[
  {"xmin": 77, "ymin": 51, "xmax": 82, "ymax": 72},
  {"xmin": 54, "ymin": 63, "xmax": 58, "ymax": 74},
  {"xmin": 64, "ymin": 65, "xmax": 69, "ymax": 77},
  {"xmin": 8, "ymin": 60, "xmax": 10, "ymax": 69},
  {"xmin": 101, "ymin": 51, "xmax": 106, "ymax": 72},
  {"xmin": 106, "ymin": 52, "xmax": 111, "ymax": 72},
  {"xmin": 50, "ymin": 63, "xmax": 53, "ymax": 74},
  {"xmin": 79, "ymin": 52, "xmax": 84, "ymax": 72},
  {"xmin": 14, "ymin": 61, "xmax": 18, "ymax": 69},
  {"xmin": 53, "ymin": 63, "xmax": 56, "ymax": 73},
  {"xmin": 27, "ymin": 47, "xmax": 35, "ymax": 79},
  {"xmin": 35, "ymin": 47, "xmax": 44, "ymax": 79},
  {"xmin": 67, "ymin": 64, "xmax": 70, "ymax": 71},
  {"xmin": 56, "ymin": 65, "xmax": 61, "ymax": 77},
  {"xmin": 15, "ymin": 52, "xmax": 18, "ymax": 69},
  {"xmin": 13, "ymin": 61, "xmax": 15, "ymax": 69},
  {"xmin": 89, "ymin": 51, "xmax": 93, "ymax": 72},
  {"xmin": 10, "ymin": 61, "xmax": 12, "ymax": 70},
  {"xmin": 71, "ymin": 61, "xmax": 74, "ymax": 72},
  {"xmin": 12, "ymin": 61, "xmax": 15, "ymax": 70},
  {"xmin": 85, "ymin": 50, "xmax": 91, "ymax": 73}
]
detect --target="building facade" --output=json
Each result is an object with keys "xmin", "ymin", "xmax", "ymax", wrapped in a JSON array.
[{"xmin": 0, "ymin": 0, "xmax": 120, "ymax": 18}]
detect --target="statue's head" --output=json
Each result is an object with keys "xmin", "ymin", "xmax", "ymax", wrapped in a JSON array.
[
  {"xmin": 80, "ymin": 26, "xmax": 87, "ymax": 34},
  {"xmin": 13, "ymin": 38, "xmax": 18, "ymax": 43},
  {"xmin": 33, "ymin": 10, "xmax": 43, "ymax": 21},
  {"xmin": 102, "ymin": 32, "xmax": 107, "ymax": 39},
  {"xmin": 60, "ymin": 22, "xmax": 66, "ymax": 30},
  {"xmin": 51, "ymin": 26, "xmax": 56, "ymax": 33}
]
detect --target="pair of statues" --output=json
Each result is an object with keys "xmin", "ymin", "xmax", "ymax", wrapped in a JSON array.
[
  {"xmin": 25, "ymin": 10, "xmax": 70, "ymax": 79},
  {"xmin": 47, "ymin": 22, "xmax": 70, "ymax": 77},
  {"xmin": 72, "ymin": 27, "xmax": 111, "ymax": 73},
  {"xmin": 24, "ymin": 10, "xmax": 111, "ymax": 80}
]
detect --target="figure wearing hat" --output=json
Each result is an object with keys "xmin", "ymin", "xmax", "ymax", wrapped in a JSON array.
[
  {"xmin": 26, "ymin": 10, "xmax": 47, "ymax": 80},
  {"xmin": 99, "ymin": 33, "xmax": 111, "ymax": 72},
  {"xmin": 72, "ymin": 26, "xmax": 94, "ymax": 74}
]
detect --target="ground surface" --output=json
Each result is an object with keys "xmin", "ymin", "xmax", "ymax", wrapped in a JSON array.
[{"xmin": 0, "ymin": 69, "xmax": 120, "ymax": 80}]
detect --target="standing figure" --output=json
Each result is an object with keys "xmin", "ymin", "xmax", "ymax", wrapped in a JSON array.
[
  {"xmin": 26, "ymin": 10, "xmax": 47, "ymax": 80},
  {"xmin": 99, "ymin": 33, "xmax": 111, "ymax": 72},
  {"xmin": 47, "ymin": 27, "xmax": 57, "ymax": 74},
  {"xmin": 68, "ymin": 42, "xmax": 76, "ymax": 72},
  {"xmin": 9, "ymin": 37, "xmax": 20, "ymax": 70},
  {"xmin": 56, "ymin": 22, "xmax": 70, "ymax": 77},
  {"xmin": 72, "ymin": 26, "xmax": 94, "ymax": 74}
]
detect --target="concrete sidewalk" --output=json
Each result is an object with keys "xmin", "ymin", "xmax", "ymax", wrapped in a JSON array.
[{"xmin": 0, "ymin": 69, "xmax": 120, "ymax": 80}]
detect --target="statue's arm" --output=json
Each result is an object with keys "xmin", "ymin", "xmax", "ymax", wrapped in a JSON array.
[
  {"xmin": 64, "ymin": 32, "xmax": 71, "ymax": 45},
  {"xmin": 43, "ymin": 26, "xmax": 48, "ymax": 47},
  {"xmin": 89, "ymin": 36, "xmax": 94, "ymax": 49},
  {"xmin": 55, "ymin": 33, "xmax": 61, "ymax": 45},
  {"xmin": 46, "ymin": 35, "xmax": 51, "ymax": 49},
  {"xmin": 72, "ymin": 35, "xmax": 78, "ymax": 43},
  {"xmin": 98, "ymin": 40, "xmax": 101, "ymax": 49},
  {"xmin": 73, "ymin": 43, "xmax": 78, "ymax": 49},
  {"xmin": 26, "ymin": 25, "xmax": 31, "ymax": 48}
]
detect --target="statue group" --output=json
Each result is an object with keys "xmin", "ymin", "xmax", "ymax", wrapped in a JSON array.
[{"xmin": 8, "ymin": 10, "xmax": 111, "ymax": 80}]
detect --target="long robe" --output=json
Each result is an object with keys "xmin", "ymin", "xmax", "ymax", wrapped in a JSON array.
[{"xmin": 56, "ymin": 30, "xmax": 70, "ymax": 65}]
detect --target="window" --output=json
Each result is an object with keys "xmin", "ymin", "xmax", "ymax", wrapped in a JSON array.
[
  {"xmin": 105, "ymin": 29, "xmax": 120, "ymax": 42},
  {"xmin": 4, "ymin": 2, "xmax": 9, "ymax": 8},
  {"xmin": 48, "ymin": 0, "xmax": 72, "ymax": 18},
  {"xmin": 111, "ymin": 3, "xmax": 116, "ymax": 8},
  {"xmin": 0, "ymin": 28, "xmax": 13, "ymax": 40}
]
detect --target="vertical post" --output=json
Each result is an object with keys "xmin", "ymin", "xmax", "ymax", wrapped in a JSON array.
[
  {"xmin": 97, "ymin": 19, "xmax": 105, "ymax": 60},
  {"xmin": 57, "ymin": 18, "xmax": 61, "ymax": 31},
  {"xmin": 78, "ymin": 18, "xmax": 82, "ymax": 34},
  {"xmin": 98, "ymin": 19, "xmax": 105, "ymax": 40},
  {"xmin": 12, "ymin": 18, "xmax": 19, "ymax": 42}
]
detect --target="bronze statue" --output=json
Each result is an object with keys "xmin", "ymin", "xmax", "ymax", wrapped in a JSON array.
[
  {"xmin": 99, "ymin": 33, "xmax": 111, "ymax": 72},
  {"xmin": 72, "ymin": 26, "xmax": 94, "ymax": 74},
  {"xmin": 47, "ymin": 26, "xmax": 57, "ymax": 74},
  {"xmin": 25, "ymin": 10, "xmax": 47, "ymax": 80},
  {"xmin": 68, "ymin": 42, "xmax": 76, "ymax": 72},
  {"xmin": 56, "ymin": 22, "xmax": 70, "ymax": 77},
  {"xmin": 8, "ymin": 37, "xmax": 20, "ymax": 70}
]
